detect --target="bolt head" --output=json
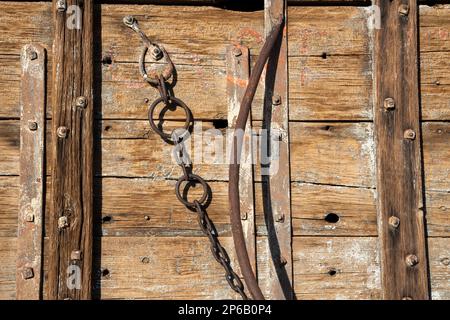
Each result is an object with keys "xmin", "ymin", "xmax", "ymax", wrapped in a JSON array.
[
  {"xmin": 272, "ymin": 94, "xmax": 282, "ymax": 105},
  {"xmin": 399, "ymin": 4, "xmax": 410, "ymax": 16},
  {"xmin": 25, "ymin": 213, "xmax": 35, "ymax": 223},
  {"xmin": 384, "ymin": 97, "xmax": 395, "ymax": 110},
  {"xmin": 21, "ymin": 267, "xmax": 34, "ymax": 280},
  {"xmin": 56, "ymin": 0, "xmax": 66, "ymax": 12},
  {"xmin": 123, "ymin": 15, "xmax": 135, "ymax": 26},
  {"xmin": 240, "ymin": 211, "xmax": 248, "ymax": 221},
  {"xmin": 275, "ymin": 213, "xmax": 285, "ymax": 223},
  {"xmin": 406, "ymin": 254, "xmax": 419, "ymax": 267},
  {"xmin": 76, "ymin": 96, "xmax": 87, "ymax": 109},
  {"xmin": 232, "ymin": 47, "xmax": 242, "ymax": 57},
  {"xmin": 29, "ymin": 51, "xmax": 38, "ymax": 61},
  {"xmin": 58, "ymin": 216, "xmax": 69, "ymax": 229},
  {"xmin": 57, "ymin": 126, "xmax": 68, "ymax": 139},
  {"xmin": 71, "ymin": 250, "xmax": 82, "ymax": 261},
  {"xmin": 404, "ymin": 129, "xmax": 416, "ymax": 140},
  {"xmin": 388, "ymin": 216, "xmax": 400, "ymax": 228},
  {"xmin": 151, "ymin": 46, "xmax": 163, "ymax": 60},
  {"xmin": 27, "ymin": 120, "xmax": 38, "ymax": 131}
]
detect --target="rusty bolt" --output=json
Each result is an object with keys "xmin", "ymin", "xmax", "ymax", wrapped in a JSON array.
[
  {"xmin": 57, "ymin": 126, "xmax": 68, "ymax": 139},
  {"xmin": 272, "ymin": 94, "xmax": 282, "ymax": 106},
  {"xmin": 388, "ymin": 216, "xmax": 400, "ymax": 229},
  {"xmin": 383, "ymin": 97, "xmax": 395, "ymax": 111},
  {"xmin": 56, "ymin": 0, "xmax": 66, "ymax": 12},
  {"xmin": 144, "ymin": 215, "xmax": 150, "ymax": 221},
  {"xmin": 25, "ymin": 212, "xmax": 35, "ymax": 223},
  {"xmin": 29, "ymin": 50, "xmax": 38, "ymax": 61},
  {"xmin": 123, "ymin": 15, "xmax": 135, "ymax": 27},
  {"xmin": 232, "ymin": 47, "xmax": 242, "ymax": 57},
  {"xmin": 275, "ymin": 213, "xmax": 285, "ymax": 223},
  {"xmin": 27, "ymin": 120, "xmax": 38, "ymax": 131},
  {"xmin": 240, "ymin": 211, "xmax": 248, "ymax": 221},
  {"xmin": 406, "ymin": 254, "xmax": 419, "ymax": 267},
  {"xmin": 399, "ymin": 4, "xmax": 409, "ymax": 16},
  {"xmin": 141, "ymin": 257, "xmax": 150, "ymax": 264},
  {"xmin": 404, "ymin": 129, "xmax": 416, "ymax": 140},
  {"xmin": 151, "ymin": 47, "xmax": 163, "ymax": 60},
  {"xmin": 21, "ymin": 267, "xmax": 34, "ymax": 280},
  {"xmin": 76, "ymin": 96, "xmax": 87, "ymax": 109},
  {"xmin": 58, "ymin": 216, "xmax": 69, "ymax": 229},
  {"xmin": 71, "ymin": 250, "xmax": 82, "ymax": 261}
]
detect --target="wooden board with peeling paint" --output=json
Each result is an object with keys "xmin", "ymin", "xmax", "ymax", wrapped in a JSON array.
[{"xmin": 0, "ymin": 1, "xmax": 449, "ymax": 300}]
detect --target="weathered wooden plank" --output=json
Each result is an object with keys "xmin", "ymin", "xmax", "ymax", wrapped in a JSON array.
[
  {"xmin": 0, "ymin": 237, "xmax": 16, "ymax": 300},
  {"xmin": 287, "ymin": 237, "xmax": 382, "ymax": 300},
  {"xmin": 289, "ymin": 122, "xmax": 375, "ymax": 188},
  {"xmin": 16, "ymin": 44, "xmax": 46, "ymax": 300},
  {"xmin": 419, "ymin": 5, "xmax": 450, "ymax": 53},
  {"xmin": 374, "ymin": 0, "xmax": 429, "ymax": 300},
  {"xmin": 260, "ymin": 0, "xmax": 293, "ymax": 300},
  {"xmin": 94, "ymin": 236, "xmax": 242, "ymax": 299},
  {"xmin": 0, "ymin": 177, "xmax": 19, "ymax": 238},
  {"xmin": 428, "ymin": 238, "xmax": 450, "ymax": 300},
  {"xmin": 47, "ymin": 0, "xmax": 94, "ymax": 300},
  {"xmin": 226, "ymin": 45, "xmax": 256, "ymax": 273}
]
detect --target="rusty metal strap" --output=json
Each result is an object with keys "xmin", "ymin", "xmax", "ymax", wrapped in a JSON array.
[{"xmin": 228, "ymin": 15, "xmax": 284, "ymax": 301}]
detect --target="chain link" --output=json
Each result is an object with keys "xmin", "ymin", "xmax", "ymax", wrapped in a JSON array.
[{"xmin": 149, "ymin": 72, "xmax": 248, "ymax": 300}]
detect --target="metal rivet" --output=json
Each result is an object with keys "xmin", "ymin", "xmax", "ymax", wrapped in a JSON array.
[
  {"xmin": 144, "ymin": 215, "xmax": 150, "ymax": 221},
  {"xmin": 21, "ymin": 267, "xmax": 34, "ymax": 280},
  {"xmin": 75, "ymin": 96, "xmax": 87, "ymax": 109},
  {"xmin": 275, "ymin": 213, "xmax": 285, "ymax": 223},
  {"xmin": 240, "ymin": 211, "xmax": 248, "ymax": 221},
  {"xmin": 232, "ymin": 47, "xmax": 242, "ymax": 57},
  {"xmin": 71, "ymin": 250, "xmax": 82, "ymax": 261},
  {"xmin": 272, "ymin": 94, "xmax": 282, "ymax": 106},
  {"xmin": 28, "ymin": 120, "xmax": 38, "ymax": 131},
  {"xmin": 57, "ymin": 126, "xmax": 68, "ymax": 139},
  {"xmin": 399, "ymin": 4, "xmax": 409, "ymax": 16},
  {"xmin": 58, "ymin": 216, "xmax": 69, "ymax": 229},
  {"xmin": 144, "ymin": 98, "xmax": 149, "ymax": 104},
  {"xmin": 383, "ymin": 97, "xmax": 395, "ymax": 111},
  {"xmin": 56, "ymin": 0, "xmax": 67, "ymax": 12},
  {"xmin": 406, "ymin": 254, "xmax": 419, "ymax": 267},
  {"xmin": 151, "ymin": 47, "xmax": 163, "ymax": 60},
  {"xmin": 404, "ymin": 129, "xmax": 416, "ymax": 140},
  {"xmin": 388, "ymin": 216, "xmax": 400, "ymax": 228}
]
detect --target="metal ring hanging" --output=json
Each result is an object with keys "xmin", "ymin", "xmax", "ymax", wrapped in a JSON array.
[
  {"xmin": 147, "ymin": 96, "xmax": 192, "ymax": 141},
  {"xmin": 175, "ymin": 174, "xmax": 208, "ymax": 207}
]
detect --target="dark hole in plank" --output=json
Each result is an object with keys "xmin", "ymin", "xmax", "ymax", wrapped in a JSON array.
[
  {"xmin": 324, "ymin": 212, "xmax": 340, "ymax": 223},
  {"xmin": 213, "ymin": 119, "xmax": 229, "ymax": 129}
]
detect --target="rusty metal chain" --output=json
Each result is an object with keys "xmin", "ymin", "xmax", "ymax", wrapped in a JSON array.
[{"xmin": 125, "ymin": 16, "xmax": 248, "ymax": 300}]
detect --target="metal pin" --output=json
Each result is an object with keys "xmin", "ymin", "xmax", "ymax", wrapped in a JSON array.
[
  {"xmin": 21, "ymin": 267, "xmax": 34, "ymax": 280},
  {"xmin": 388, "ymin": 216, "xmax": 400, "ymax": 228},
  {"xmin": 383, "ymin": 97, "xmax": 395, "ymax": 111},
  {"xmin": 406, "ymin": 254, "xmax": 419, "ymax": 267},
  {"xmin": 28, "ymin": 120, "xmax": 38, "ymax": 131},
  {"xmin": 404, "ymin": 129, "xmax": 416, "ymax": 140},
  {"xmin": 275, "ymin": 213, "xmax": 285, "ymax": 223},
  {"xmin": 57, "ymin": 126, "xmax": 68, "ymax": 139}
]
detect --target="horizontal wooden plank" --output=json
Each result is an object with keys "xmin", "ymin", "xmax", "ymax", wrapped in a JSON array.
[
  {"xmin": 289, "ymin": 122, "xmax": 375, "ymax": 188},
  {"xmin": 419, "ymin": 5, "xmax": 450, "ymax": 53},
  {"xmin": 257, "ymin": 236, "xmax": 382, "ymax": 300},
  {"xmin": 0, "ymin": 237, "xmax": 16, "ymax": 299},
  {"xmin": 93, "ymin": 236, "xmax": 243, "ymax": 299}
]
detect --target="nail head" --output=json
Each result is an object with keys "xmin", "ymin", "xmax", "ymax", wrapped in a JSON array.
[
  {"xmin": 406, "ymin": 254, "xmax": 419, "ymax": 267},
  {"xmin": 388, "ymin": 216, "xmax": 400, "ymax": 228},
  {"xmin": 384, "ymin": 97, "xmax": 395, "ymax": 110},
  {"xmin": 404, "ymin": 129, "xmax": 416, "ymax": 140},
  {"xmin": 232, "ymin": 47, "xmax": 242, "ymax": 57},
  {"xmin": 27, "ymin": 120, "xmax": 38, "ymax": 131},
  {"xmin": 57, "ymin": 126, "xmax": 68, "ymax": 139},
  {"xmin": 21, "ymin": 267, "xmax": 34, "ymax": 280}
]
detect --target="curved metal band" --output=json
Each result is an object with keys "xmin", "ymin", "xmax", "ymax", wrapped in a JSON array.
[{"xmin": 228, "ymin": 16, "xmax": 284, "ymax": 300}]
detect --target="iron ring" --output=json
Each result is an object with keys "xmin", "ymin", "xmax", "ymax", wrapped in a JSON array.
[{"xmin": 175, "ymin": 174, "xmax": 208, "ymax": 207}]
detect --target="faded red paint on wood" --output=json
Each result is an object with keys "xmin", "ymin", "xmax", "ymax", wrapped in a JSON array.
[{"xmin": 374, "ymin": 0, "xmax": 430, "ymax": 300}]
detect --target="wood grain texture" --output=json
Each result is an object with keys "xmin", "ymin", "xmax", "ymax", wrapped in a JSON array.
[
  {"xmin": 0, "ymin": 237, "xmax": 16, "ymax": 300},
  {"xmin": 47, "ymin": 0, "xmax": 94, "ymax": 300},
  {"xmin": 374, "ymin": 0, "xmax": 429, "ymax": 300},
  {"xmin": 16, "ymin": 44, "xmax": 46, "ymax": 300},
  {"xmin": 428, "ymin": 238, "xmax": 450, "ymax": 300}
]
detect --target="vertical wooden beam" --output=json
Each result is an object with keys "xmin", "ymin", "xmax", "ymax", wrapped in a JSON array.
[
  {"xmin": 374, "ymin": 0, "xmax": 429, "ymax": 300},
  {"xmin": 48, "ymin": 0, "xmax": 94, "ymax": 300},
  {"xmin": 17, "ymin": 44, "xmax": 46, "ymax": 300},
  {"xmin": 263, "ymin": 0, "xmax": 293, "ymax": 299},
  {"xmin": 226, "ymin": 45, "xmax": 256, "ymax": 274}
]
